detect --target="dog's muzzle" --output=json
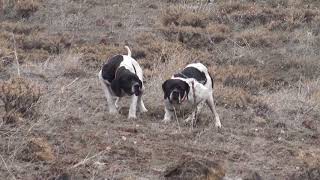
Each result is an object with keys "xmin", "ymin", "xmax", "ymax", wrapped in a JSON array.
[
  {"xmin": 132, "ymin": 83, "xmax": 142, "ymax": 96},
  {"xmin": 170, "ymin": 90, "xmax": 181, "ymax": 104}
]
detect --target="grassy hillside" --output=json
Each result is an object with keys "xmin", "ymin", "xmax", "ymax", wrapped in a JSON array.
[{"xmin": 0, "ymin": 0, "xmax": 320, "ymax": 179}]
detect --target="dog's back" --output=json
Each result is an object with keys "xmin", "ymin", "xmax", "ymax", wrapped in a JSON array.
[
  {"xmin": 174, "ymin": 67, "xmax": 207, "ymax": 84},
  {"xmin": 173, "ymin": 63, "xmax": 212, "ymax": 89},
  {"xmin": 101, "ymin": 55, "xmax": 123, "ymax": 83}
]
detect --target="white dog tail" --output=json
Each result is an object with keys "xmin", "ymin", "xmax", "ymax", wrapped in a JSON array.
[{"xmin": 124, "ymin": 46, "xmax": 132, "ymax": 57}]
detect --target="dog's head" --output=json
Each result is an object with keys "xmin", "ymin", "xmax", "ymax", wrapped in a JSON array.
[
  {"xmin": 162, "ymin": 79, "xmax": 190, "ymax": 104},
  {"xmin": 111, "ymin": 68, "xmax": 143, "ymax": 97}
]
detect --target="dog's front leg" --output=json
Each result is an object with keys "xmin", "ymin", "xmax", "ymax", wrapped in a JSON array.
[
  {"xmin": 137, "ymin": 95, "xmax": 148, "ymax": 113},
  {"xmin": 163, "ymin": 99, "xmax": 174, "ymax": 123},
  {"xmin": 128, "ymin": 95, "xmax": 138, "ymax": 119},
  {"xmin": 185, "ymin": 101, "xmax": 204, "ymax": 124}
]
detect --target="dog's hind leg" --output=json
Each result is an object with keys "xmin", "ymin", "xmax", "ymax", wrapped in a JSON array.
[
  {"xmin": 206, "ymin": 95, "xmax": 221, "ymax": 128},
  {"xmin": 137, "ymin": 96, "xmax": 148, "ymax": 113},
  {"xmin": 115, "ymin": 97, "xmax": 121, "ymax": 109},
  {"xmin": 99, "ymin": 73, "xmax": 118, "ymax": 114}
]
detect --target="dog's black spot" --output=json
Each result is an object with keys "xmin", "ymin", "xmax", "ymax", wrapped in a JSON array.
[
  {"xmin": 111, "ymin": 67, "xmax": 142, "ymax": 97},
  {"xmin": 174, "ymin": 67, "xmax": 207, "ymax": 85},
  {"xmin": 162, "ymin": 79, "xmax": 190, "ymax": 102},
  {"xmin": 101, "ymin": 55, "xmax": 123, "ymax": 82}
]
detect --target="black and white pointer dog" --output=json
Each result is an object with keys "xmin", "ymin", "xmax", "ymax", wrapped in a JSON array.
[
  {"xmin": 98, "ymin": 46, "xmax": 148, "ymax": 119},
  {"xmin": 162, "ymin": 63, "xmax": 221, "ymax": 128}
]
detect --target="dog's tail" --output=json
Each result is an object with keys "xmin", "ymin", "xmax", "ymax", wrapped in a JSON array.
[{"xmin": 124, "ymin": 46, "xmax": 132, "ymax": 57}]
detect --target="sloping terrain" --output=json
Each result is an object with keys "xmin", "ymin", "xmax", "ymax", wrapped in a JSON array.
[{"xmin": 0, "ymin": 0, "xmax": 320, "ymax": 179}]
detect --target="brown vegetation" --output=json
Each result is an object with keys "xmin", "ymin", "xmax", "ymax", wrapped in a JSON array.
[
  {"xmin": 0, "ymin": 77, "xmax": 41, "ymax": 123},
  {"xmin": 19, "ymin": 137, "xmax": 55, "ymax": 162},
  {"xmin": 0, "ymin": 0, "xmax": 320, "ymax": 179}
]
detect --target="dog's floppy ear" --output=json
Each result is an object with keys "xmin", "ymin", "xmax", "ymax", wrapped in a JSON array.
[
  {"xmin": 180, "ymin": 81, "xmax": 190, "ymax": 97},
  {"xmin": 111, "ymin": 78, "xmax": 122, "ymax": 97},
  {"xmin": 162, "ymin": 80, "xmax": 170, "ymax": 99}
]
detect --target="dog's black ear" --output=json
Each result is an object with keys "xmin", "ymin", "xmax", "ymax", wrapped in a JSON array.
[
  {"xmin": 111, "ymin": 78, "xmax": 122, "ymax": 97},
  {"xmin": 162, "ymin": 80, "xmax": 169, "ymax": 99},
  {"xmin": 181, "ymin": 81, "xmax": 190, "ymax": 97}
]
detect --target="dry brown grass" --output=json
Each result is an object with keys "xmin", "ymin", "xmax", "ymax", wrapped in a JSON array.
[
  {"xmin": 0, "ymin": 77, "xmax": 41, "ymax": 123},
  {"xmin": 214, "ymin": 84, "xmax": 254, "ymax": 109},
  {"xmin": 1, "ymin": 0, "xmax": 320, "ymax": 179},
  {"xmin": 73, "ymin": 44, "xmax": 124, "ymax": 70},
  {"xmin": 0, "ymin": 22, "xmax": 42, "ymax": 35},
  {"xmin": 1, "ymin": 0, "xmax": 40, "ymax": 19},
  {"xmin": 15, "ymin": 0, "xmax": 40, "ymax": 18},
  {"xmin": 164, "ymin": 157, "xmax": 225, "ymax": 180},
  {"xmin": 19, "ymin": 137, "xmax": 55, "ymax": 162},
  {"xmin": 235, "ymin": 27, "xmax": 287, "ymax": 47}
]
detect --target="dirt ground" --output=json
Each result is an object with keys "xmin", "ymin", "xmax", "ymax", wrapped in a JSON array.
[{"xmin": 0, "ymin": 0, "xmax": 320, "ymax": 179}]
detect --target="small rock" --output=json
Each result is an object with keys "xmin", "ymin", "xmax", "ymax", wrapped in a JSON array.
[
  {"xmin": 302, "ymin": 120, "xmax": 317, "ymax": 131},
  {"xmin": 253, "ymin": 117, "xmax": 267, "ymax": 125}
]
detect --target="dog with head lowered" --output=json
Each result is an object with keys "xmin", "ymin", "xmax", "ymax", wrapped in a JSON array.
[
  {"xmin": 98, "ymin": 46, "xmax": 147, "ymax": 119},
  {"xmin": 162, "ymin": 63, "xmax": 221, "ymax": 128}
]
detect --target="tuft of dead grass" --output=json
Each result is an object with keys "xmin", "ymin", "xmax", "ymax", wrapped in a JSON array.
[
  {"xmin": 0, "ymin": 76, "xmax": 41, "ymax": 123},
  {"xmin": 160, "ymin": 6, "xmax": 206, "ymax": 27},
  {"xmin": 235, "ymin": 27, "xmax": 287, "ymax": 48},
  {"xmin": 1, "ymin": 0, "xmax": 40, "ymax": 19},
  {"xmin": 62, "ymin": 54, "xmax": 87, "ymax": 78},
  {"xmin": 19, "ymin": 137, "xmax": 55, "ymax": 162},
  {"xmin": 164, "ymin": 157, "xmax": 225, "ymax": 180},
  {"xmin": 14, "ymin": 0, "xmax": 40, "ymax": 18},
  {"xmin": 214, "ymin": 84, "xmax": 254, "ymax": 109},
  {"xmin": 0, "ymin": 21, "xmax": 43, "ymax": 35}
]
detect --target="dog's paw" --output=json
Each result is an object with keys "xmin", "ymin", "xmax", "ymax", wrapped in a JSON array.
[
  {"xmin": 215, "ymin": 120, "xmax": 222, "ymax": 128},
  {"xmin": 140, "ymin": 108, "xmax": 148, "ymax": 113},
  {"xmin": 128, "ymin": 114, "xmax": 137, "ymax": 120}
]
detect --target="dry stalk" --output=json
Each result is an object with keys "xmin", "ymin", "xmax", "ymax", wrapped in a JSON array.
[
  {"xmin": 72, "ymin": 149, "xmax": 106, "ymax": 169},
  {"xmin": 173, "ymin": 107, "xmax": 181, "ymax": 133},
  {"xmin": 0, "ymin": 154, "xmax": 17, "ymax": 180},
  {"xmin": 11, "ymin": 33, "xmax": 20, "ymax": 77}
]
